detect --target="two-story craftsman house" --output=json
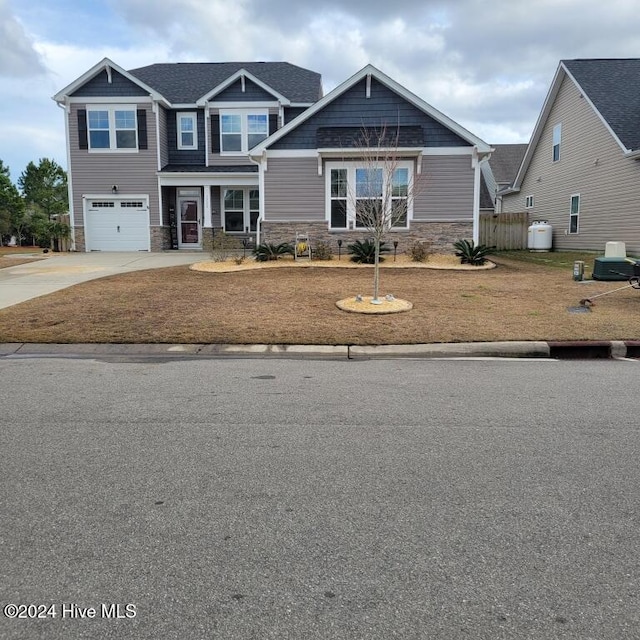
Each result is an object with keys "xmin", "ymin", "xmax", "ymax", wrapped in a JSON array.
[{"xmin": 54, "ymin": 58, "xmax": 491, "ymax": 252}]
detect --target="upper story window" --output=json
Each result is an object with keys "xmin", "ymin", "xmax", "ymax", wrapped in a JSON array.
[
  {"xmin": 525, "ymin": 195, "xmax": 534, "ymax": 209},
  {"xmin": 220, "ymin": 110, "xmax": 268, "ymax": 154},
  {"xmin": 552, "ymin": 123, "xmax": 561, "ymax": 162},
  {"xmin": 87, "ymin": 106, "xmax": 137, "ymax": 151},
  {"xmin": 177, "ymin": 112, "xmax": 197, "ymax": 150}
]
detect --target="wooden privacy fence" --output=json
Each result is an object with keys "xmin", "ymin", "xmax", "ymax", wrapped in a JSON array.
[{"xmin": 479, "ymin": 212, "xmax": 529, "ymax": 250}]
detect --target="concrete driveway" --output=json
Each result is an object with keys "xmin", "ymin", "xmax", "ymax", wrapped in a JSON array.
[{"xmin": 0, "ymin": 251, "xmax": 203, "ymax": 310}]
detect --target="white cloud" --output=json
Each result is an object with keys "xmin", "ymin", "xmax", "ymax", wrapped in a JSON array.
[
  {"xmin": 4, "ymin": 0, "xmax": 640, "ymax": 178},
  {"xmin": 0, "ymin": 0, "xmax": 46, "ymax": 76}
]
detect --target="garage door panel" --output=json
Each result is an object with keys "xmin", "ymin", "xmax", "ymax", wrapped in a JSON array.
[{"xmin": 85, "ymin": 198, "xmax": 150, "ymax": 251}]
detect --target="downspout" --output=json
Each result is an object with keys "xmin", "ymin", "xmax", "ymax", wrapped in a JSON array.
[
  {"xmin": 472, "ymin": 148, "xmax": 481, "ymax": 245},
  {"xmin": 249, "ymin": 150, "xmax": 265, "ymax": 245},
  {"xmin": 57, "ymin": 101, "xmax": 75, "ymax": 250}
]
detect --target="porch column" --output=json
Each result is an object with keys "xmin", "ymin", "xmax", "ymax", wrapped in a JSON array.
[{"xmin": 203, "ymin": 186, "xmax": 212, "ymax": 228}]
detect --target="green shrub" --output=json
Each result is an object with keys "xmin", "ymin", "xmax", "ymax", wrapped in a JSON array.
[
  {"xmin": 453, "ymin": 239, "xmax": 494, "ymax": 266},
  {"xmin": 253, "ymin": 242, "xmax": 294, "ymax": 262},
  {"xmin": 313, "ymin": 241, "xmax": 333, "ymax": 261},
  {"xmin": 408, "ymin": 240, "xmax": 431, "ymax": 262},
  {"xmin": 347, "ymin": 239, "xmax": 389, "ymax": 264}
]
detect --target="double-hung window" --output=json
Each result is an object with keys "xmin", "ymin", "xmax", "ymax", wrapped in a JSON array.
[
  {"xmin": 569, "ymin": 194, "xmax": 580, "ymax": 234},
  {"xmin": 220, "ymin": 110, "xmax": 268, "ymax": 153},
  {"xmin": 327, "ymin": 162, "xmax": 412, "ymax": 230},
  {"xmin": 552, "ymin": 123, "xmax": 561, "ymax": 162},
  {"xmin": 87, "ymin": 105, "xmax": 137, "ymax": 151},
  {"xmin": 177, "ymin": 112, "xmax": 197, "ymax": 150}
]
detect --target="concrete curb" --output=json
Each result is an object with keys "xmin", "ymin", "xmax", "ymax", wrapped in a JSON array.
[
  {"xmin": 1, "ymin": 341, "xmax": 639, "ymax": 360},
  {"xmin": 349, "ymin": 341, "xmax": 550, "ymax": 359}
]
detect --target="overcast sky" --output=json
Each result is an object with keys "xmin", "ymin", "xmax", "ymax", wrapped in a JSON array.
[{"xmin": 1, "ymin": 0, "xmax": 640, "ymax": 183}]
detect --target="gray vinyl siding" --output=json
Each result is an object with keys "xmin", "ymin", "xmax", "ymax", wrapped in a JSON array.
[
  {"xmin": 70, "ymin": 69, "xmax": 149, "ymax": 97},
  {"xmin": 214, "ymin": 78, "xmax": 277, "ymax": 101},
  {"xmin": 263, "ymin": 158, "xmax": 324, "ymax": 222},
  {"xmin": 270, "ymin": 78, "xmax": 470, "ymax": 150},
  {"xmin": 502, "ymin": 75, "xmax": 640, "ymax": 255},
  {"xmin": 167, "ymin": 109, "xmax": 206, "ymax": 165},
  {"xmin": 211, "ymin": 186, "xmax": 222, "ymax": 227},
  {"xmin": 68, "ymin": 104, "xmax": 160, "ymax": 226},
  {"xmin": 158, "ymin": 106, "xmax": 169, "ymax": 168},
  {"xmin": 414, "ymin": 156, "xmax": 474, "ymax": 221}
]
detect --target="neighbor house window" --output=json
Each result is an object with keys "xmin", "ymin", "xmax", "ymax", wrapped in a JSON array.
[
  {"xmin": 87, "ymin": 106, "xmax": 137, "ymax": 151},
  {"xmin": 177, "ymin": 112, "xmax": 197, "ymax": 150},
  {"xmin": 220, "ymin": 110, "xmax": 268, "ymax": 153},
  {"xmin": 525, "ymin": 195, "xmax": 534, "ymax": 208},
  {"xmin": 569, "ymin": 194, "xmax": 580, "ymax": 233},
  {"xmin": 552, "ymin": 123, "xmax": 562, "ymax": 162},
  {"xmin": 326, "ymin": 162, "xmax": 412, "ymax": 230}
]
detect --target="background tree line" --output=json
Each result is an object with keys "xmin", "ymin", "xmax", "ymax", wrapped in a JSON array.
[{"xmin": 0, "ymin": 158, "xmax": 70, "ymax": 248}]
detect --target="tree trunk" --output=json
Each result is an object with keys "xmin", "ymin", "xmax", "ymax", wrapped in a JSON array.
[{"xmin": 373, "ymin": 237, "xmax": 381, "ymax": 302}]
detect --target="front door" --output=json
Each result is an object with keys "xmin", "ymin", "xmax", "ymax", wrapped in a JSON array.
[{"xmin": 177, "ymin": 196, "xmax": 201, "ymax": 248}]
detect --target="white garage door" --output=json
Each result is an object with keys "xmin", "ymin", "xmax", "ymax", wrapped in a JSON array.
[{"xmin": 85, "ymin": 198, "xmax": 150, "ymax": 251}]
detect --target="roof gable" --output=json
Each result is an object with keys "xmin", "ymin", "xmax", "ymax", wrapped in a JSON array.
[
  {"xmin": 252, "ymin": 65, "xmax": 491, "ymax": 155},
  {"xmin": 562, "ymin": 59, "xmax": 640, "ymax": 152},
  {"xmin": 53, "ymin": 58, "xmax": 163, "ymax": 104},
  {"xmin": 128, "ymin": 61, "xmax": 322, "ymax": 105},
  {"xmin": 512, "ymin": 58, "xmax": 640, "ymax": 189}
]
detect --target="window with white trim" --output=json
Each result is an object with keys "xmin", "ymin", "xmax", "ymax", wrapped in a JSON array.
[
  {"xmin": 87, "ymin": 106, "xmax": 137, "ymax": 151},
  {"xmin": 552, "ymin": 123, "xmax": 561, "ymax": 162},
  {"xmin": 569, "ymin": 194, "xmax": 580, "ymax": 234},
  {"xmin": 525, "ymin": 195, "xmax": 534, "ymax": 209},
  {"xmin": 220, "ymin": 110, "xmax": 268, "ymax": 153},
  {"xmin": 223, "ymin": 188, "xmax": 259, "ymax": 233},
  {"xmin": 326, "ymin": 162, "xmax": 412, "ymax": 230},
  {"xmin": 177, "ymin": 112, "xmax": 197, "ymax": 150}
]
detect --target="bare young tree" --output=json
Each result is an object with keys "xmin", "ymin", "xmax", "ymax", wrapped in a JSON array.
[{"xmin": 344, "ymin": 123, "xmax": 423, "ymax": 303}]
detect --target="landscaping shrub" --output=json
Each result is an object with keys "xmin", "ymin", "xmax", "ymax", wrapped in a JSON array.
[
  {"xmin": 313, "ymin": 241, "xmax": 333, "ymax": 261},
  {"xmin": 408, "ymin": 240, "xmax": 431, "ymax": 262},
  {"xmin": 453, "ymin": 239, "xmax": 494, "ymax": 266},
  {"xmin": 347, "ymin": 239, "xmax": 389, "ymax": 264},
  {"xmin": 253, "ymin": 242, "xmax": 294, "ymax": 262}
]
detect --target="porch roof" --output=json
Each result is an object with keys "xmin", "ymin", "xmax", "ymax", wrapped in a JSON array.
[{"xmin": 160, "ymin": 164, "xmax": 258, "ymax": 173}]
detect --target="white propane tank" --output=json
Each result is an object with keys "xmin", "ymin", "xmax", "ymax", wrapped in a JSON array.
[{"xmin": 527, "ymin": 220, "xmax": 553, "ymax": 251}]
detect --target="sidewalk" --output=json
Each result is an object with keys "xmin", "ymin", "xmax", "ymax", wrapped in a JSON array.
[{"xmin": 2, "ymin": 341, "xmax": 639, "ymax": 359}]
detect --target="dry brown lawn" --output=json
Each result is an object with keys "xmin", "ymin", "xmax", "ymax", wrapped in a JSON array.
[
  {"xmin": 0, "ymin": 246, "xmax": 48, "ymax": 269},
  {"xmin": 0, "ymin": 255, "xmax": 638, "ymax": 344}
]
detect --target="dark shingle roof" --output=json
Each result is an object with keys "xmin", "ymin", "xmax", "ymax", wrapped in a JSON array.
[
  {"xmin": 316, "ymin": 126, "xmax": 424, "ymax": 148},
  {"xmin": 129, "ymin": 62, "xmax": 322, "ymax": 104},
  {"xmin": 489, "ymin": 144, "xmax": 528, "ymax": 185},
  {"xmin": 562, "ymin": 59, "xmax": 640, "ymax": 151}
]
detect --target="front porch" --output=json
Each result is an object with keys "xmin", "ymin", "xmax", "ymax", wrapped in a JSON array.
[{"xmin": 159, "ymin": 165, "xmax": 260, "ymax": 251}]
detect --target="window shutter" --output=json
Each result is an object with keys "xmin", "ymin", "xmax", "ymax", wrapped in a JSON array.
[
  {"xmin": 137, "ymin": 109, "xmax": 148, "ymax": 149},
  {"xmin": 78, "ymin": 109, "xmax": 88, "ymax": 149},
  {"xmin": 269, "ymin": 114, "xmax": 278, "ymax": 136},
  {"xmin": 211, "ymin": 114, "xmax": 220, "ymax": 153}
]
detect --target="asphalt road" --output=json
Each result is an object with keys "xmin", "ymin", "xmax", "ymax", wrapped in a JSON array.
[{"xmin": 1, "ymin": 357, "xmax": 639, "ymax": 639}]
